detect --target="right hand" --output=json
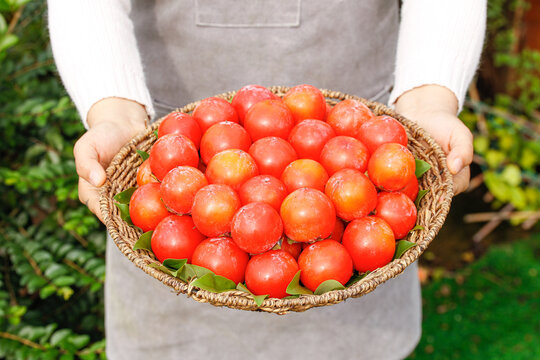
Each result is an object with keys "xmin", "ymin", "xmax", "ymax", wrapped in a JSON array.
[{"xmin": 74, "ymin": 98, "xmax": 148, "ymax": 222}]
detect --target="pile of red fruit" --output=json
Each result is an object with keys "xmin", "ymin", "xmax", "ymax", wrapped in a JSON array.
[{"xmin": 127, "ymin": 85, "xmax": 421, "ymax": 299}]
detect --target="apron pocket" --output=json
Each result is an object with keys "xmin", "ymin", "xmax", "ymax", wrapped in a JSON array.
[{"xmin": 195, "ymin": 0, "xmax": 301, "ymax": 28}]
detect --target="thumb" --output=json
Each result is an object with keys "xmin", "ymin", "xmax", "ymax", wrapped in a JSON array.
[
  {"xmin": 74, "ymin": 133, "xmax": 106, "ymax": 187},
  {"xmin": 446, "ymin": 126, "xmax": 473, "ymax": 175}
]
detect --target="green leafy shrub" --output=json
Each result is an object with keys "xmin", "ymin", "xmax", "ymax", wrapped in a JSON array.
[{"xmin": 0, "ymin": 1, "xmax": 106, "ymax": 358}]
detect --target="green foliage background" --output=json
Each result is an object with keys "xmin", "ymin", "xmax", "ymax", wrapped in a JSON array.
[
  {"xmin": 0, "ymin": 1, "xmax": 538, "ymax": 359},
  {"xmin": 0, "ymin": 1, "xmax": 106, "ymax": 359}
]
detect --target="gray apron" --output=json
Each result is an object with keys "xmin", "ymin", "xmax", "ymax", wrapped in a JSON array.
[{"xmin": 106, "ymin": 1, "xmax": 422, "ymax": 359}]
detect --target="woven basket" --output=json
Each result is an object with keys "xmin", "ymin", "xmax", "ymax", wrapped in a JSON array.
[{"xmin": 100, "ymin": 86, "xmax": 453, "ymax": 315}]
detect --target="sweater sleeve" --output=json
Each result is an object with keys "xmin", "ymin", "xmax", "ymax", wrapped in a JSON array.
[
  {"xmin": 388, "ymin": 0, "xmax": 487, "ymax": 112},
  {"xmin": 47, "ymin": 0, "xmax": 155, "ymax": 128}
]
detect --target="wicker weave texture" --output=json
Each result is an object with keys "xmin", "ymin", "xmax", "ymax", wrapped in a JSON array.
[{"xmin": 100, "ymin": 87, "xmax": 453, "ymax": 315}]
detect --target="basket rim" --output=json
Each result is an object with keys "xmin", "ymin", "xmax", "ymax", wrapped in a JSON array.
[{"xmin": 100, "ymin": 86, "xmax": 454, "ymax": 314}]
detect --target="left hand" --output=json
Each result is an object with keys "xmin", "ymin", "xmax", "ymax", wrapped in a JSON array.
[{"xmin": 394, "ymin": 85, "xmax": 473, "ymax": 195}]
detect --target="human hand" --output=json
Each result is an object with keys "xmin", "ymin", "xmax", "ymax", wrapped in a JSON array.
[
  {"xmin": 74, "ymin": 98, "xmax": 148, "ymax": 222},
  {"xmin": 394, "ymin": 85, "xmax": 473, "ymax": 195}
]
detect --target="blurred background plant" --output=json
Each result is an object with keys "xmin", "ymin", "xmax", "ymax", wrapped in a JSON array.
[
  {"xmin": 0, "ymin": 1, "xmax": 106, "ymax": 359},
  {"xmin": 0, "ymin": 0, "xmax": 537, "ymax": 359}
]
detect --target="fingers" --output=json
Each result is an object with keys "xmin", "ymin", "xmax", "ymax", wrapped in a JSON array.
[
  {"xmin": 452, "ymin": 166, "xmax": 470, "ymax": 195},
  {"xmin": 78, "ymin": 177, "xmax": 105, "ymax": 223},
  {"xmin": 74, "ymin": 133, "xmax": 106, "ymax": 187},
  {"xmin": 447, "ymin": 125, "xmax": 474, "ymax": 175}
]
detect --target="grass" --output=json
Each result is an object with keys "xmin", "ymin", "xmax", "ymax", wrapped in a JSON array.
[{"xmin": 407, "ymin": 234, "xmax": 540, "ymax": 360}]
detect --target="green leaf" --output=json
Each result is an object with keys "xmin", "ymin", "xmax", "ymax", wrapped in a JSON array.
[
  {"xmin": 154, "ymin": 130, "xmax": 159, "ymax": 138},
  {"xmin": 415, "ymin": 159, "xmax": 431, "ymax": 178},
  {"xmin": 136, "ymin": 149, "xmax": 149, "ymax": 161},
  {"xmin": 314, "ymin": 280, "xmax": 345, "ymax": 295},
  {"xmin": 236, "ymin": 283, "xmax": 268, "ymax": 306},
  {"xmin": 133, "ymin": 231, "xmax": 153, "ymax": 251},
  {"xmin": 113, "ymin": 187, "xmax": 137, "ymax": 204},
  {"xmin": 39, "ymin": 284, "xmax": 57, "ymax": 299},
  {"xmin": 283, "ymin": 295, "xmax": 300, "ymax": 299},
  {"xmin": 52, "ymin": 276, "xmax": 76, "ymax": 287},
  {"xmin": 410, "ymin": 224, "xmax": 424, "ymax": 232},
  {"xmin": 393, "ymin": 240, "xmax": 416, "ymax": 260},
  {"xmin": 0, "ymin": 34, "xmax": 18, "ymax": 52},
  {"xmin": 191, "ymin": 273, "xmax": 236, "ymax": 293},
  {"xmin": 286, "ymin": 270, "xmax": 313, "ymax": 296},
  {"xmin": 114, "ymin": 203, "xmax": 132, "ymax": 225},
  {"xmin": 415, "ymin": 189, "xmax": 429, "ymax": 207},
  {"xmin": 68, "ymin": 334, "xmax": 90, "ymax": 349},
  {"xmin": 0, "ymin": 14, "xmax": 6, "ymax": 34},
  {"xmin": 162, "ymin": 258, "xmax": 187, "ymax": 270},
  {"xmin": 148, "ymin": 263, "xmax": 174, "ymax": 276},
  {"xmin": 50, "ymin": 329, "xmax": 71, "ymax": 347},
  {"xmin": 177, "ymin": 264, "xmax": 214, "ymax": 282},
  {"xmin": 345, "ymin": 271, "xmax": 370, "ymax": 287}
]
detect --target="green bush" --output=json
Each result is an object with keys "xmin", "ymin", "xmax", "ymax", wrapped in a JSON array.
[{"xmin": 0, "ymin": 1, "xmax": 106, "ymax": 359}]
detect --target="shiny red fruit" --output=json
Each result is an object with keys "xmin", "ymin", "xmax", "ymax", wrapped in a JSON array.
[
  {"xmin": 191, "ymin": 184, "xmax": 241, "ymax": 237},
  {"xmin": 160, "ymin": 166, "xmax": 208, "ymax": 214},
  {"xmin": 244, "ymin": 99, "xmax": 295, "ymax": 141},
  {"xmin": 280, "ymin": 188, "xmax": 336, "ymax": 243},
  {"xmin": 205, "ymin": 149, "xmax": 259, "ymax": 191},
  {"xmin": 319, "ymin": 136, "xmax": 369, "ymax": 175},
  {"xmin": 149, "ymin": 134, "xmax": 199, "ymax": 181},
  {"xmin": 157, "ymin": 112, "xmax": 202, "ymax": 149},
  {"xmin": 298, "ymin": 239, "xmax": 353, "ymax": 292},
  {"xmin": 401, "ymin": 175, "xmax": 419, "ymax": 201},
  {"xmin": 238, "ymin": 175, "xmax": 288, "ymax": 211},
  {"xmin": 375, "ymin": 192, "xmax": 417, "ymax": 239},
  {"xmin": 281, "ymin": 159, "xmax": 329, "ymax": 193},
  {"xmin": 192, "ymin": 237, "xmax": 249, "ymax": 284},
  {"xmin": 136, "ymin": 159, "xmax": 158, "ymax": 186},
  {"xmin": 129, "ymin": 183, "xmax": 170, "ymax": 232},
  {"xmin": 151, "ymin": 215, "xmax": 205, "ymax": 263},
  {"xmin": 325, "ymin": 169, "xmax": 378, "ymax": 221},
  {"xmin": 193, "ymin": 97, "xmax": 239, "ymax": 133},
  {"xmin": 200, "ymin": 121, "xmax": 252, "ymax": 164},
  {"xmin": 358, "ymin": 115, "xmax": 408, "ymax": 154},
  {"xmin": 326, "ymin": 99, "xmax": 374, "ymax": 138},
  {"xmin": 245, "ymin": 250, "xmax": 299, "ymax": 299},
  {"xmin": 367, "ymin": 143, "xmax": 416, "ymax": 191},
  {"xmin": 280, "ymin": 238, "xmax": 302, "ymax": 260},
  {"xmin": 231, "ymin": 85, "xmax": 279, "ymax": 124},
  {"xmin": 249, "ymin": 137, "xmax": 297, "ymax": 178},
  {"xmin": 288, "ymin": 120, "xmax": 335, "ymax": 161},
  {"xmin": 231, "ymin": 202, "xmax": 283, "ymax": 254},
  {"xmin": 282, "ymin": 84, "xmax": 326, "ymax": 124},
  {"xmin": 342, "ymin": 216, "xmax": 395, "ymax": 272}
]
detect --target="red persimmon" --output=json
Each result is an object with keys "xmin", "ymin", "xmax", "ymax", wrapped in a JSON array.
[
  {"xmin": 200, "ymin": 121, "xmax": 252, "ymax": 164},
  {"xmin": 375, "ymin": 192, "xmax": 417, "ymax": 240},
  {"xmin": 191, "ymin": 184, "xmax": 241, "ymax": 237},
  {"xmin": 328, "ymin": 218, "xmax": 345, "ymax": 242},
  {"xmin": 245, "ymin": 250, "xmax": 299, "ymax": 299},
  {"xmin": 325, "ymin": 169, "xmax": 378, "ymax": 221},
  {"xmin": 298, "ymin": 239, "xmax": 353, "ymax": 292},
  {"xmin": 280, "ymin": 238, "xmax": 302, "ymax": 260},
  {"xmin": 326, "ymin": 99, "xmax": 374, "ymax": 138},
  {"xmin": 151, "ymin": 215, "xmax": 205, "ymax": 262},
  {"xmin": 280, "ymin": 188, "xmax": 336, "ymax": 242},
  {"xmin": 367, "ymin": 143, "xmax": 416, "ymax": 191},
  {"xmin": 231, "ymin": 202, "xmax": 283, "ymax": 254},
  {"xmin": 205, "ymin": 149, "xmax": 259, "ymax": 191},
  {"xmin": 157, "ymin": 112, "xmax": 202, "ymax": 149},
  {"xmin": 193, "ymin": 97, "xmax": 239, "ymax": 133},
  {"xmin": 129, "ymin": 183, "xmax": 170, "ymax": 232},
  {"xmin": 231, "ymin": 85, "xmax": 279, "ymax": 124},
  {"xmin": 288, "ymin": 120, "xmax": 335, "ymax": 161},
  {"xmin": 282, "ymin": 84, "xmax": 326, "ymax": 124},
  {"xmin": 358, "ymin": 115, "xmax": 408, "ymax": 154},
  {"xmin": 160, "ymin": 166, "xmax": 208, "ymax": 214},
  {"xmin": 248, "ymin": 137, "xmax": 297, "ymax": 178},
  {"xmin": 244, "ymin": 99, "xmax": 295, "ymax": 141},
  {"xmin": 319, "ymin": 136, "xmax": 369, "ymax": 175},
  {"xmin": 401, "ymin": 175, "xmax": 419, "ymax": 202},
  {"xmin": 136, "ymin": 159, "xmax": 158, "ymax": 186},
  {"xmin": 149, "ymin": 134, "xmax": 199, "ymax": 181},
  {"xmin": 192, "ymin": 237, "xmax": 249, "ymax": 284},
  {"xmin": 238, "ymin": 175, "xmax": 288, "ymax": 211},
  {"xmin": 342, "ymin": 216, "xmax": 395, "ymax": 272},
  {"xmin": 281, "ymin": 159, "xmax": 329, "ymax": 193}
]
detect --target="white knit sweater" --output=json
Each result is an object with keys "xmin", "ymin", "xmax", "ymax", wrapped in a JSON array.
[{"xmin": 48, "ymin": 0, "xmax": 486, "ymax": 128}]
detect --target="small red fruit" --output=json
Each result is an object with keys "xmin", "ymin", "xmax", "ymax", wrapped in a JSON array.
[
  {"xmin": 367, "ymin": 143, "xmax": 416, "ymax": 191},
  {"xmin": 288, "ymin": 120, "xmax": 335, "ymax": 161},
  {"xmin": 191, "ymin": 184, "xmax": 241, "ymax": 237},
  {"xmin": 193, "ymin": 97, "xmax": 239, "ymax": 133},
  {"xmin": 231, "ymin": 85, "xmax": 279, "ymax": 124},
  {"xmin": 282, "ymin": 84, "xmax": 326, "ymax": 124},
  {"xmin": 205, "ymin": 149, "xmax": 259, "ymax": 191},
  {"xmin": 160, "ymin": 166, "xmax": 208, "ymax": 214},
  {"xmin": 129, "ymin": 183, "xmax": 170, "ymax": 232},
  {"xmin": 319, "ymin": 136, "xmax": 369, "ymax": 175},
  {"xmin": 281, "ymin": 159, "xmax": 329, "ymax": 193},
  {"xmin": 238, "ymin": 175, "xmax": 288, "ymax": 211},
  {"xmin": 249, "ymin": 137, "xmax": 297, "ymax": 178},
  {"xmin": 149, "ymin": 134, "xmax": 199, "ymax": 181},
  {"xmin": 136, "ymin": 159, "xmax": 158, "ymax": 186},
  {"xmin": 375, "ymin": 192, "xmax": 417, "ymax": 240},
  {"xmin": 244, "ymin": 99, "xmax": 295, "ymax": 141},
  {"xmin": 358, "ymin": 115, "xmax": 408, "ymax": 154},
  {"xmin": 157, "ymin": 112, "xmax": 202, "ymax": 149},
  {"xmin": 200, "ymin": 121, "xmax": 251, "ymax": 164},
  {"xmin": 151, "ymin": 215, "xmax": 205, "ymax": 262},
  {"xmin": 326, "ymin": 99, "xmax": 374, "ymax": 138},
  {"xmin": 245, "ymin": 250, "xmax": 299, "ymax": 299},
  {"xmin": 192, "ymin": 237, "xmax": 249, "ymax": 284}
]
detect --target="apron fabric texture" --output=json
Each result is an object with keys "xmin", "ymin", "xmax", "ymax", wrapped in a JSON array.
[{"xmin": 106, "ymin": 1, "xmax": 422, "ymax": 359}]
